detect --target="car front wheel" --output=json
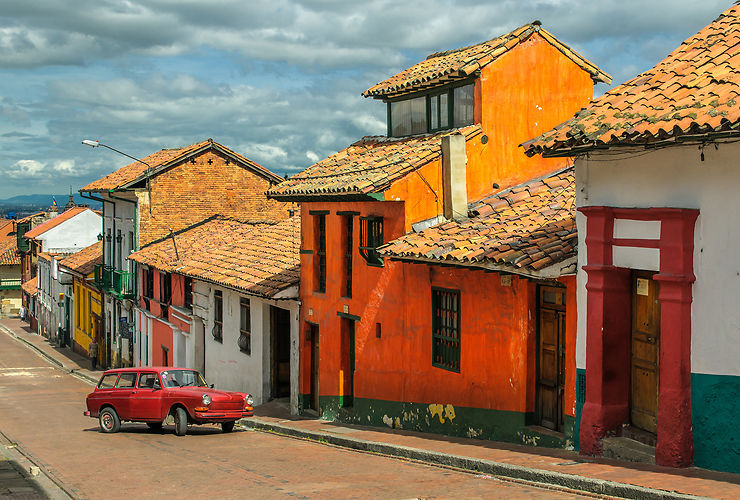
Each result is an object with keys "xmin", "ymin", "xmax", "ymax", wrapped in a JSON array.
[
  {"xmin": 221, "ymin": 421, "xmax": 235, "ymax": 433},
  {"xmin": 173, "ymin": 408, "xmax": 188, "ymax": 436},
  {"xmin": 99, "ymin": 408, "xmax": 121, "ymax": 433}
]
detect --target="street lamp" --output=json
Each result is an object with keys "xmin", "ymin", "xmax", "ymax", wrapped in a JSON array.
[{"xmin": 81, "ymin": 139, "xmax": 152, "ymax": 168}]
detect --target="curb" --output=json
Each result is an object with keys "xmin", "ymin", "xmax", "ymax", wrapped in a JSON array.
[
  {"xmin": 241, "ymin": 419, "xmax": 705, "ymax": 500},
  {"xmin": 0, "ymin": 324, "xmax": 99, "ymax": 386}
]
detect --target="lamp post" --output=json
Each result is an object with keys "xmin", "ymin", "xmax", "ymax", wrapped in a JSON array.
[{"xmin": 81, "ymin": 140, "xmax": 152, "ymax": 168}]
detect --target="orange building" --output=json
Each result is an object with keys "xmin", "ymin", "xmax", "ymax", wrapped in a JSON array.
[{"xmin": 269, "ymin": 22, "xmax": 609, "ymax": 446}]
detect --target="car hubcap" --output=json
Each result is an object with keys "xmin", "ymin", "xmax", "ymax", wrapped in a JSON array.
[{"xmin": 103, "ymin": 414, "xmax": 112, "ymax": 429}]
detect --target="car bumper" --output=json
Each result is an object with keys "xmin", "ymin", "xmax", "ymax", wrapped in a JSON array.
[{"xmin": 194, "ymin": 407, "xmax": 253, "ymax": 422}]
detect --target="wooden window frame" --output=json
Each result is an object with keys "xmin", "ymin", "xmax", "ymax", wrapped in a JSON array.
[
  {"xmin": 184, "ymin": 276, "xmax": 193, "ymax": 310},
  {"xmin": 431, "ymin": 287, "xmax": 461, "ymax": 373},
  {"xmin": 213, "ymin": 290, "xmax": 223, "ymax": 343},
  {"xmin": 313, "ymin": 213, "xmax": 327, "ymax": 293},
  {"xmin": 386, "ymin": 80, "xmax": 475, "ymax": 137},
  {"xmin": 238, "ymin": 297, "xmax": 251, "ymax": 355},
  {"xmin": 359, "ymin": 216, "xmax": 384, "ymax": 267},
  {"xmin": 344, "ymin": 215, "xmax": 354, "ymax": 297}
]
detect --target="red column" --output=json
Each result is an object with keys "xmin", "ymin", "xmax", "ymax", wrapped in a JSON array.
[{"xmin": 581, "ymin": 265, "xmax": 631, "ymax": 455}]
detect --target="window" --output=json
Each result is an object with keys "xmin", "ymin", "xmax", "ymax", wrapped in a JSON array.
[
  {"xmin": 143, "ymin": 268, "xmax": 154, "ymax": 299},
  {"xmin": 238, "ymin": 297, "xmax": 251, "ymax": 355},
  {"xmin": 453, "ymin": 84, "xmax": 474, "ymax": 128},
  {"xmin": 343, "ymin": 216, "xmax": 354, "ymax": 297},
  {"xmin": 160, "ymin": 272, "xmax": 171, "ymax": 304},
  {"xmin": 137, "ymin": 373, "xmax": 160, "ymax": 389},
  {"xmin": 359, "ymin": 216, "xmax": 384, "ymax": 267},
  {"xmin": 184, "ymin": 277, "xmax": 193, "ymax": 310},
  {"xmin": 388, "ymin": 82, "xmax": 474, "ymax": 137},
  {"xmin": 98, "ymin": 373, "xmax": 118, "ymax": 388},
  {"xmin": 314, "ymin": 214, "xmax": 326, "ymax": 293},
  {"xmin": 432, "ymin": 288, "xmax": 461, "ymax": 372},
  {"xmin": 115, "ymin": 372, "xmax": 137, "ymax": 388},
  {"xmin": 213, "ymin": 290, "xmax": 223, "ymax": 342}
]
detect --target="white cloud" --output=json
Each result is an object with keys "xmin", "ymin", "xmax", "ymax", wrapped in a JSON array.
[
  {"xmin": 305, "ymin": 150, "xmax": 319, "ymax": 163},
  {"xmin": 6, "ymin": 159, "xmax": 46, "ymax": 178}
]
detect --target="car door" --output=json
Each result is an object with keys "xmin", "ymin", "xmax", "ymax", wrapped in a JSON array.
[
  {"xmin": 113, "ymin": 372, "xmax": 138, "ymax": 420},
  {"xmin": 129, "ymin": 372, "xmax": 163, "ymax": 421}
]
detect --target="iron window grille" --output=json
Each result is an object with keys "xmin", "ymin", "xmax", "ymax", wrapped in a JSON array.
[
  {"xmin": 315, "ymin": 214, "xmax": 326, "ymax": 292},
  {"xmin": 184, "ymin": 277, "xmax": 193, "ymax": 310},
  {"xmin": 239, "ymin": 297, "xmax": 251, "ymax": 355},
  {"xmin": 432, "ymin": 287, "xmax": 461, "ymax": 372},
  {"xmin": 359, "ymin": 216, "xmax": 384, "ymax": 267},
  {"xmin": 213, "ymin": 290, "xmax": 223, "ymax": 342},
  {"xmin": 344, "ymin": 216, "xmax": 353, "ymax": 297}
]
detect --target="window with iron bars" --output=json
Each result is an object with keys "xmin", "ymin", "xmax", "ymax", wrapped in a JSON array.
[
  {"xmin": 213, "ymin": 290, "xmax": 223, "ymax": 343},
  {"xmin": 359, "ymin": 216, "xmax": 383, "ymax": 267},
  {"xmin": 184, "ymin": 277, "xmax": 193, "ymax": 310},
  {"xmin": 432, "ymin": 287, "xmax": 460, "ymax": 372},
  {"xmin": 238, "ymin": 297, "xmax": 251, "ymax": 355}
]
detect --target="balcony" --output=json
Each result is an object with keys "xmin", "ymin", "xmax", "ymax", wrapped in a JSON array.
[
  {"xmin": 110, "ymin": 270, "xmax": 135, "ymax": 299},
  {"xmin": 0, "ymin": 278, "xmax": 21, "ymax": 290},
  {"xmin": 93, "ymin": 264, "xmax": 113, "ymax": 291}
]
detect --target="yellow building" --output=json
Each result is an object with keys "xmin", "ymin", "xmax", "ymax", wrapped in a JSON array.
[{"xmin": 58, "ymin": 242, "xmax": 104, "ymax": 363}]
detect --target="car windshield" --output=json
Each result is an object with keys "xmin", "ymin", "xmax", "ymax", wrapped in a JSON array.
[{"xmin": 160, "ymin": 370, "xmax": 208, "ymax": 388}]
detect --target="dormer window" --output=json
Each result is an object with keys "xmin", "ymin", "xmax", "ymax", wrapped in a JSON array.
[{"xmin": 388, "ymin": 82, "xmax": 474, "ymax": 137}]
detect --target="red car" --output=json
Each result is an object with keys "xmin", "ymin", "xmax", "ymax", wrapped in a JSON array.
[{"xmin": 84, "ymin": 367, "xmax": 253, "ymax": 435}]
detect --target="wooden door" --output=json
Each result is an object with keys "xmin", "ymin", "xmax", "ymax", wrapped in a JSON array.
[
  {"xmin": 310, "ymin": 324, "xmax": 319, "ymax": 411},
  {"xmin": 631, "ymin": 271, "xmax": 660, "ymax": 434},
  {"xmin": 341, "ymin": 319, "xmax": 355, "ymax": 407},
  {"xmin": 270, "ymin": 307, "xmax": 291, "ymax": 399},
  {"xmin": 538, "ymin": 286, "xmax": 566, "ymax": 432}
]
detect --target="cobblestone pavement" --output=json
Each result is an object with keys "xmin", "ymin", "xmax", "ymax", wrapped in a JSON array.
[
  {"xmin": 0, "ymin": 320, "xmax": 600, "ymax": 499},
  {"xmin": 0, "ymin": 456, "xmax": 45, "ymax": 499}
]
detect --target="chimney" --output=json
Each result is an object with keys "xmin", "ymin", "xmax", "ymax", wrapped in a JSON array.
[{"xmin": 441, "ymin": 134, "xmax": 468, "ymax": 220}]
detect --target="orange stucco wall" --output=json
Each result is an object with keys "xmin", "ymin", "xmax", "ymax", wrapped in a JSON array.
[
  {"xmin": 387, "ymin": 32, "xmax": 593, "ymax": 230},
  {"xmin": 299, "ymin": 202, "xmax": 577, "ymax": 418}
]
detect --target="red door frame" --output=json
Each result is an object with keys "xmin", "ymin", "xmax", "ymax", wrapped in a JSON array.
[{"xmin": 579, "ymin": 206, "xmax": 698, "ymax": 467}]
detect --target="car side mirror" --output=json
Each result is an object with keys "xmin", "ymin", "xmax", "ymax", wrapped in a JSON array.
[{"xmin": 210, "ymin": 384, "xmax": 214, "ymax": 388}]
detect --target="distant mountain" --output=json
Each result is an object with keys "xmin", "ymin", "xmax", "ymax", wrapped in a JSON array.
[{"xmin": 0, "ymin": 193, "xmax": 102, "ymax": 216}]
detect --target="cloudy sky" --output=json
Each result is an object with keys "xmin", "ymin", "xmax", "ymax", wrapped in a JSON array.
[{"xmin": 0, "ymin": 1, "xmax": 733, "ymax": 198}]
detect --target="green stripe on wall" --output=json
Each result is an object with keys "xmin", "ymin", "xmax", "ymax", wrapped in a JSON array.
[
  {"xmin": 691, "ymin": 372, "xmax": 740, "ymax": 474},
  {"xmin": 301, "ymin": 394, "xmax": 568, "ymax": 449},
  {"xmin": 574, "ymin": 368, "xmax": 586, "ymax": 452}
]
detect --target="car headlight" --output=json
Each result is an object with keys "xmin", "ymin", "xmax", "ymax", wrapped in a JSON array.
[
  {"xmin": 246, "ymin": 394, "xmax": 254, "ymax": 406},
  {"xmin": 202, "ymin": 394, "xmax": 212, "ymax": 406}
]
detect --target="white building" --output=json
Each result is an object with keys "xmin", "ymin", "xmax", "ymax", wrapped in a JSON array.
[
  {"xmin": 129, "ymin": 215, "xmax": 301, "ymax": 413},
  {"xmin": 523, "ymin": 5, "xmax": 740, "ymax": 473}
]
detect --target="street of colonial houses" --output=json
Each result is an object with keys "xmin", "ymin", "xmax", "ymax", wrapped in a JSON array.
[{"xmin": 0, "ymin": 319, "xmax": 606, "ymax": 500}]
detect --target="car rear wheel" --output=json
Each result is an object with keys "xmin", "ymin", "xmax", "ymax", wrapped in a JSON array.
[
  {"xmin": 221, "ymin": 421, "xmax": 235, "ymax": 433},
  {"xmin": 173, "ymin": 408, "xmax": 188, "ymax": 436},
  {"xmin": 99, "ymin": 408, "xmax": 120, "ymax": 433},
  {"xmin": 146, "ymin": 422, "xmax": 163, "ymax": 431}
]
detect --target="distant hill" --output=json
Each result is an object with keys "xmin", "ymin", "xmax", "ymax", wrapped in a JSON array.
[{"xmin": 0, "ymin": 193, "xmax": 102, "ymax": 218}]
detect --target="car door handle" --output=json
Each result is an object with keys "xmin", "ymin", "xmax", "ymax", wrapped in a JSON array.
[{"xmin": 132, "ymin": 391, "xmax": 138, "ymax": 394}]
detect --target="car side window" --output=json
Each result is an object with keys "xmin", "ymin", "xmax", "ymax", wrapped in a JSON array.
[
  {"xmin": 137, "ymin": 373, "xmax": 160, "ymax": 389},
  {"xmin": 98, "ymin": 373, "xmax": 118, "ymax": 388},
  {"xmin": 115, "ymin": 373, "xmax": 137, "ymax": 388}
]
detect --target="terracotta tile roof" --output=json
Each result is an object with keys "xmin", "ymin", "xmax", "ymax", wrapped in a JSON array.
[
  {"xmin": 58, "ymin": 241, "xmax": 102, "ymax": 276},
  {"xmin": 269, "ymin": 126, "xmax": 482, "ymax": 200},
  {"xmin": 524, "ymin": 6, "xmax": 740, "ymax": 156},
  {"xmin": 24, "ymin": 207, "xmax": 91, "ymax": 239},
  {"xmin": 81, "ymin": 139, "xmax": 283, "ymax": 192},
  {"xmin": 379, "ymin": 166, "xmax": 575, "ymax": 276},
  {"xmin": 37, "ymin": 252, "xmax": 52, "ymax": 262},
  {"xmin": 129, "ymin": 215, "xmax": 300, "ymax": 298},
  {"xmin": 15, "ymin": 212, "xmax": 46, "ymax": 224},
  {"xmin": 22, "ymin": 276, "xmax": 37, "ymax": 296},
  {"xmin": 363, "ymin": 22, "xmax": 610, "ymax": 99},
  {"xmin": 0, "ymin": 221, "xmax": 20, "ymax": 266}
]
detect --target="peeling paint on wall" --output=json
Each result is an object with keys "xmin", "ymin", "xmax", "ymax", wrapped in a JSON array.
[{"xmin": 428, "ymin": 403, "xmax": 456, "ymax": 424}]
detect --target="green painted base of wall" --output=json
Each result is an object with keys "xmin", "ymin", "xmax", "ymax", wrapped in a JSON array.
[
  {"xmin": 691, "ymin": 373, "xmax": 740, "ymax": 474},
  {"xmin": 574, "ymin": 368, "xmax": 586, "ymax": 452},
  {"xmin": 301, "ymin": 394, "xmax": 569, "ymax": 449}
]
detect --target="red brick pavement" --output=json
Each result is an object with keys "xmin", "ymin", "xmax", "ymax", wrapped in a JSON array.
[{"xmin": 2, "ymin": 317, "xmax": 739, "ymax": 499}]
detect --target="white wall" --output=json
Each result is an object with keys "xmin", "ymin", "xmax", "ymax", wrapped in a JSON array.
[
  {"xmin": 576, "ymin": 141, "xmax": 740, "ymax": 376},
  {"xmin": 38, "ymin": 210, "xmax": 102, "ymax": 254},
  {"xmin": 192, "ymin": 280, "xmax": 300, "ymax": 411}
]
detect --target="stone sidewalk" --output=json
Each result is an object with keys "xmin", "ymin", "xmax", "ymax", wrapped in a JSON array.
[{"xmin": 2, "ymin": 317, "xmax": 739, "ymax": 499}]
